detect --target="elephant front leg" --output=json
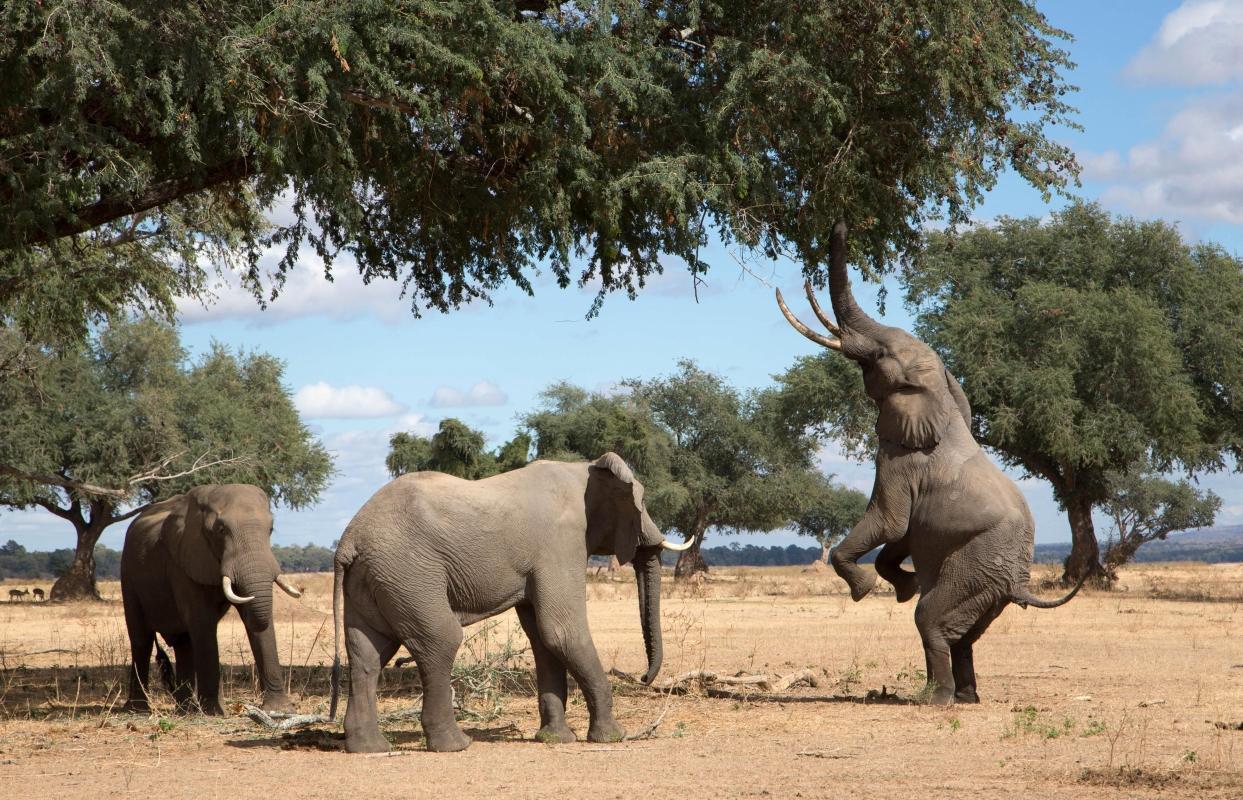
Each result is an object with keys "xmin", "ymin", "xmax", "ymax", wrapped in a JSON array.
[
  {"xmin": 875, "ymin": 539, "xmax": 919, "ymax": 603},
  {"xmin": 516, "ymin": 604, "xmax": 575, "ymax": 744},
  {"xmin": 534, "ymin": 600, "xmax": 624, "ymax": 743},
  {"xmin": 830, "ymin": 471, "xmax": 912, "ymax": 602},
  {"xmin": 190, "ymin": 630, "xmax": 224, "ymax": 715},
  {"xmin": 245, "ymin": 624, "xmax": 295, "ymax": 713}
]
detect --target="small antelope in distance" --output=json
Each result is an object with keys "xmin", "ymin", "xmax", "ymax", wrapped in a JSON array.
[
  {"xmin": 8, "ymin": 588, "xmax": 29, "ymax": 602},
  {"xmin": 31, "ymin": 587, "xmax": 45, "ymax": 601}
]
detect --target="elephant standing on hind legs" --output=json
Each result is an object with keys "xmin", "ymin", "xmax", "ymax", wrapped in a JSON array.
[
  {"xmin": 776, "ymin": 220, "xmax": 1086, "ymax": 705},
  {"xmin": 120, "ymin": 484, "xmax": 304, "ymax": 714},
  {"xmin": 329, "ymin": 453, "xmax": 691, "ymax": 753}
]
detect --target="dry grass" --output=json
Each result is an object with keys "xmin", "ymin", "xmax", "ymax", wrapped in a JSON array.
[{"xmin": 2, "ymin": 563, "xmax": 1243, "ymax": 798}]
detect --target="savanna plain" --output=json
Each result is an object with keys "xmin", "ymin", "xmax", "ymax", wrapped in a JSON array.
[{"xmin": 2, "ymin": 563, "xmax": 1242, "ymax": 799}]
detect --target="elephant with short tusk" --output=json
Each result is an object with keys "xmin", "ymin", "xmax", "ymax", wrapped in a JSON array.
[
  {"xmin": 120, "ymin": 484, "xmax": 303, "ymax": 715},
  {"xmin": 329, "ymin": 452, "xmax": 691, "ymax": 753},
  {"xmin": 775, "ymin": 220, "xmax": 1085, "ymax": 705}
]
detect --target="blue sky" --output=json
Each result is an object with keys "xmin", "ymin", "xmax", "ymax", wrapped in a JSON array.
[{"xmin": 7, "ymin": 0, "xmax": 1243, "ymax": 552}]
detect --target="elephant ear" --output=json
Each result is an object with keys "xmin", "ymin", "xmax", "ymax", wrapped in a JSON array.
[
  {"xmin": 944, "ymin": 368, "xmax": 972, "ymax": 429},
  {"xmin": 161, "ymin": 490, "xmax": 222, "ymax": 586},
  {"xmin": 589, "ymin": 452, "xmax": 644, "ymax": 566},
  {"xmin": 876, "ymin": 358, "xmax": 957, "ymax": 450}
]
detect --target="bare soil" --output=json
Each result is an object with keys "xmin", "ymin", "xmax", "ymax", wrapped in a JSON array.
[{"xmin": 2, "ymin": 562, "xmax": 1243, "ymax": 799}]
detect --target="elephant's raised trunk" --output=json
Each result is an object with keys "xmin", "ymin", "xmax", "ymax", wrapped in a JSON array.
[
  {"xmin": 826, "ymin": 220, "xmax": 885, "ymax": 342},
  {"xmin": 635, "ymin": 546, "xmax": 664, "ymax": 684}
]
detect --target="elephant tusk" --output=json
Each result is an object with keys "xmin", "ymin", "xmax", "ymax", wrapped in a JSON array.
[
  {"xmin": 775, "ymin": 288, "xmax": 843, "ymax": 351},
  {"xmin": 222, "ymin": 576, "xmax": 255, "ymax": 605},
  {"xmin": 660, "ymin": 537, "xmax": 695, "ymax": 552},
  {"xmin": 274, "ymin": 574, "xmax": 303, "ymax": 598}
]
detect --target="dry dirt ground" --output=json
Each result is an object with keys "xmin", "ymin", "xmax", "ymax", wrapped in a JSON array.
[{"xmin": 2, "ymin": 562, "xmax": 1243, "ymax": 799}]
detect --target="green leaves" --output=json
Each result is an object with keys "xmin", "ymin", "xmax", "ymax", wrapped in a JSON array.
[
  {"xmin": 2, "ymin": 1, "xmax": 1078, "ymax": 335},
  {"xmin": 385, "ymin": 419, "xmax": 531, "ymax": 479},
  {"xmin": 0, "ymin": 318, "xmax": 333, "ymax": 512}
]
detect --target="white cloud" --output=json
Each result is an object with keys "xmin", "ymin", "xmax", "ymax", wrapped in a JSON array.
[
  {"xmin": 294, "ymin": 382, "xmax": 407, "ymax": 419},
  {"xmin": 1127, "ymin": 0, "xmax": 1243, "ymax": 86},
  {"xmin": 176, "ymin": 244, "xmax": 414, "ymax": 326},
  {"xmin": 1082, "ymin": 92, "xmax": 1243, "ymax": 224},
  {"xmin": 428, "ymin": 381, "xmax": 508, "ymax": 408}
]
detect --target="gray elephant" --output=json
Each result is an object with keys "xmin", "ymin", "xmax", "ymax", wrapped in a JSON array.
[
  {"xmin": 329, "ymin": 453, "xmax": 690, "ymax": 753},
  {"xmin": 775, "ymin": 221, "xmax": 1083, "ymax": 705},
  {"xmin": 120, "ymin": 484, "xmax": 303, "ymax": 714}
]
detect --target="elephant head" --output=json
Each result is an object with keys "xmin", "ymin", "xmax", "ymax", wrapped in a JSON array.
[
  {"xmin": 586, "ymin": 452, "xmax": 692, "ymax": 684},
  {"xmin": 776, "ymin": 221, "xmax": 971, "ymax": 449},
  {"xmin": 162, "ymin": 484, "xmax": 301, "ymax": 633}
]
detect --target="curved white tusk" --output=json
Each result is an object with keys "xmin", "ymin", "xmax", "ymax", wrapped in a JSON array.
[
  {"xmin": 222, "ymin": 576, "xmax": 255, "ymax": 605},
  {"xmin": 274, "ymin": 574, "xmax": 303, "ymax": 598},
  {"xmin": 660, "ymin": 537, "xmax": 695, "ymax": 552}
]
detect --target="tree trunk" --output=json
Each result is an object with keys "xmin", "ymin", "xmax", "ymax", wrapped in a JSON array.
[
  {"xmin": 674, "ymin": 524, "xmax": 708, "ymax": 579},
  {"xmin": 819, "ymin": 540, "xmax": 831, "ymax": 564},
  {"xmin": 50, "ymin": 512, "xmax": 109, "ymax": 601},
  {"xmin": 1061, "ymin": 495, "xmax": 1101, "ymax": 588}
]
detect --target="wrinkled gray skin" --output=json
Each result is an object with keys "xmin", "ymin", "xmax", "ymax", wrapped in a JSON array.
[
  {"xmin": 121, "ymin": 485, "xmax": 299, "ymax": 714},
  {"xmin": 330, "ymin": 453, "xmax": 677, "ymax": 753},
  {"xmin": 776, "ymin": 221, "xmax": 1083, "ymax": 705}
]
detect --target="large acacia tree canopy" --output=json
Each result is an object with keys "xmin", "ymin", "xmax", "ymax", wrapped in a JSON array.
[{"xmin": 1, "ymin": 0, "xmax": 1077, "ymax": 335}]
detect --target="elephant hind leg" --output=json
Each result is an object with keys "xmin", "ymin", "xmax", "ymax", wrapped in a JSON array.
[
  {"xmin": 914, "ymin": 597, "xmax": 955, "ymax": 705},
  {"xmin": 342, "ymin": 615, "xmax": 400, "ymax": 754},
  {"xmin": 515, "ymin": 603, "xmax": 575, "ymax": 744},
  {"xmin": 400, "ymin": 607, "xmax": 471, "ymax": 753},
  {"xmin": 951, "ymin": 599, "xmax": 1007, "ymax": 704}
]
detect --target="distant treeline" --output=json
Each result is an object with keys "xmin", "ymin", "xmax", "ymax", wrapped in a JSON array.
[
  {"xmin": 1033, "ymin": 538, "xmax": 1243, "ymax": 565},
  {"xmin": 7, "ymin": 536, "xmax": 1242, "ymax": 581},
  {"xmin": 0, "ymin": 541, "xmax": 336, "ymax": 581}
]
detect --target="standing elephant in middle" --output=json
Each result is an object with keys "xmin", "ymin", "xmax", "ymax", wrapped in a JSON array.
[
  {"xmin": 776, "ymin": 221, "xmax": 1083, "ymax": 705},
  {"xmin": 329, "ymin": 452, "xmax": 690, "ymax": 753}
]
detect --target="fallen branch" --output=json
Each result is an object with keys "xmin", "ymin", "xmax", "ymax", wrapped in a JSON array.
[
  {"xmin": 773, "ymin": 669, "xmax": 821, "ymax": 692},
  {"xmin": 243, "ymin": 705, "xmax": 332, "ymax": 730},
  {"xmin": 609, "ymin": 668, "xmax": 862, "ymax": 704}
]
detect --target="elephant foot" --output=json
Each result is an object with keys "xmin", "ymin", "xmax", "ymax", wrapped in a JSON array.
[
  {"xmin": 424, "ymin": 726, "xmax": 472, "ymax": 753},
  {"xmin": 346, "ymin": 728, "xmax": 391, "ymax": 754},
  {"xmin": 261, "ymin": 693, "xmax": 296, "ymax": 714},
  {"xmin": 534, "ymin": 724, "xmax": 577, "ymax": 744},
  {"xmin": 847, "ymin": 572, "xmax": 877, "ymax": 602},
  {"xmin": 123, "ymin": 700, "xmax": 152, "ymax": 715},
  {"xmin": 586, "ymin": 719, "xmax": 625, "ymax": 743},
  {"xmin": 955, "ymin": 688, "xmax": 980, "ymax": 704},
  {"xmin": 926, "ymin": 686, "xmax": 956, "ymax": 706},
  {"xmin": 891, "ymin": 573, "xmax": 919, "ymax": 603},
  {"xmin": 199, "ymin": 698, "xmax": 226, "ymax": 716}
]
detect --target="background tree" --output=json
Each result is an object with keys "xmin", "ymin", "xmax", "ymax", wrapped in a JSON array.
[
  {"xmin": 0, "ymin": 319, "xmax": 333, "ymax": 599},
  {"xmin": 385, "ymin": 419, "xmax": 530, "ymax": 480},
  {"xmin": 1100, "ymin": 470, "xmax": 1220, "ymax": 585},
  {"xmin": 525, "ymin": 362, "xmax": 831, "ymax": 577},
  {"xmin": 904, "ymin": 203, "xmax": 1243, "ymax": 585},
  {"xmin": 771, "ymin": 204, "xmax": 1243, "ymax": 586},
  {"xmin": 2, "ymin": 1, "xmax": 1076, "ymax": 339},
  {"xmin": 788, "ymin": 474, "xmax": 870, "ymax": 566}
]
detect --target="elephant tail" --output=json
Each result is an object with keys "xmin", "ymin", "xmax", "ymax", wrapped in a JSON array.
[
  {"xmin": 154, "ymin": 638, "xmax": 175, "ymax": 693},
  {"xmin": 1010, "ymin": 568, "xmax": 1092, "ymax": 609},
  {"xmin": 329, "ymin": 551, "xmax": 348, "ymax": 721}
]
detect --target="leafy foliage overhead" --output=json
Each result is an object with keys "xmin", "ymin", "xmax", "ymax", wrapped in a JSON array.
[{"xmin": 1, "ymin": 0, "xmax": 1078, "ymax": 337}]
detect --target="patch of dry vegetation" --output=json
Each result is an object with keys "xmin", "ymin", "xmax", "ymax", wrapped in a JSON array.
[{"xmin": 2, "ymin": 563, "xmax": 1243, "ymax": 798}]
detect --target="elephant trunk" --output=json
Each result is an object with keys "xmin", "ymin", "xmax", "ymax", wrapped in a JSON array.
[
  {"xmin": 635, "ymin": 546, "xmax": 664, "ymax": 684},
  {"xmin": 826, "ymin": 219, "xmax": 885, "ymax": 348},
  {"xmin": 223, "ymin": 530, "xmax": 279, "ymax": 633}
]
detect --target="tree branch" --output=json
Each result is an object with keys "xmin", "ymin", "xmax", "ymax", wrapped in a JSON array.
[
  {"xmin": 126, "ymin": 450, "xmax": 253, "ymax": 486},
  {"xmin": 18, "ymin": 156, "xmax": 254, "ymax": 247},
  {"xmin": 0, "ymin": 465, "xmax": 130, "ymax": 499}
]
